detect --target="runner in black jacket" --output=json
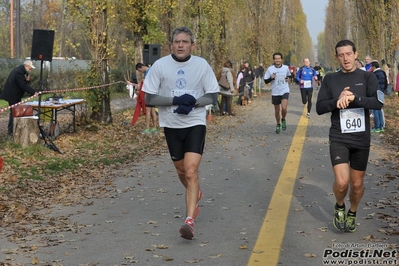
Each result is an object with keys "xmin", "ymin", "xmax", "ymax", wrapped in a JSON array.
[{"xmin": 316, "ymin": 40, "xmax": 383, "ymax": 233}]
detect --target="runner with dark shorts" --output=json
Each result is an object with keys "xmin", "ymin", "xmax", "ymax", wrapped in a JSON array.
[
  {"xmin": 264, "ymin": 52, "xmax": 291, "ymax": 134},
  {"xmin": 142, "ymin": 26, "xmax": 219, "ymax": 240},
  {"xmin": 316, "ymin": 39, "xmax": 383, "ymax": 233}
]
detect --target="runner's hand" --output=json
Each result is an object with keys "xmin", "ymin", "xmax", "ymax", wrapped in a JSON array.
[
  {"xmin": 173, "ymin": 94, "xmax": 196, "ymax": 106},
  {"xmin": 339, "ymin": 87, "xmax": 353, "ymax": 98},
  {"xmin": 173, "ymin": 105, "xmax": 193, "ymax": 115},
  {"xmin": 337, "ymin": 94, "xmax": 355, "ymax": 109}
]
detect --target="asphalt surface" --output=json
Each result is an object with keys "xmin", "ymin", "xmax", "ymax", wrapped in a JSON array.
[{"xmin": 0, "ymin": 86, "xmax": 398, "ymax": 266}]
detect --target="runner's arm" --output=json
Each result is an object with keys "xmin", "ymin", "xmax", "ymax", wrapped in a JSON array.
[
  {"xmin": 264, "ymin": 77, "xmax": 273, "ymax": 84},
  {"xmin": 145, "ymin": 92, "xmax": 218, "ymax": 107},
  {"xmin": 195, "ymin": 93, "xmax": 218, "ymax": 107},
  {"xmin": 316, "ymin": 86, "xmax": 339, "ymax": 115},
  {"xmin": 144, "ymin": 94, "xmax": 173, "ymax": 106}
]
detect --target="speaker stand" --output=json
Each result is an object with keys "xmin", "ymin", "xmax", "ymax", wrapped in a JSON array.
[{"xmin": 36, "ymin": 60, "xmax": 61, "ymax": 154}]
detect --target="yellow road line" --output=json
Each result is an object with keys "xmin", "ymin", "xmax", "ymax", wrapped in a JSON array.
[{"xmin": 247, "ymin": 107, "xmax": 309, "ymax": 266}]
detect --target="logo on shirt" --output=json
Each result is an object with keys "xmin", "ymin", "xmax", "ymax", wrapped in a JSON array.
[{"xmin": 176, "ymin": 78, "xmax": 186, "ymax": 89}]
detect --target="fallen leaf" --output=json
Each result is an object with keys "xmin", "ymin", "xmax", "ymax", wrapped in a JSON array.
[{"xmin": 304, "ymin": 253, "xmax": 317, "ymax": 258}]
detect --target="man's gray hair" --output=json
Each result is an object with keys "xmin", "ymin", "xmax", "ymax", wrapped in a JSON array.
[{"xmin": 171, "ymin": 26, "xmax": 195, "ymax": 44}]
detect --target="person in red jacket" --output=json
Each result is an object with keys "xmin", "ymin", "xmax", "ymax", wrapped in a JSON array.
[{"xmin": 0, "ymin": 60, "xmax": 36, "ymax": 135}]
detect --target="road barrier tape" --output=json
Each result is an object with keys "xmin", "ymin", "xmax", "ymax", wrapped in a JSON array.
[{"xmin": 0, "ymin": 81, "xmax": 125, "ymax": 114}]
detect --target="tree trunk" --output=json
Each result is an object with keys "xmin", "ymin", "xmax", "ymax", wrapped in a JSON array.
[{"xmin": 13, "ymin": 117, "xmax": 40, "ymax": 148}]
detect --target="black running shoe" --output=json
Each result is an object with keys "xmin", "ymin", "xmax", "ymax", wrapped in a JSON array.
[{"xmin": 333, "ymin": 204, "xmax": 346, "ymax": 231}]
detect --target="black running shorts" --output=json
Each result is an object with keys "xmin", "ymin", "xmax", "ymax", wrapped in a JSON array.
[
  {"xmin": 329, "ymin": 141, "xmax": 370, "ymax": 171},
  {"xmin": 271, "ymin": 92, "xmax": 289, "ymax": 105},
  {"xmin": 164, "ymin": 125, "xmax": 206, "ymax": 161}
]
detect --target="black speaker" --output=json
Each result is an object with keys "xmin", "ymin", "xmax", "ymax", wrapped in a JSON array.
[
  {"xmin": 31, "ymin": 29, "xmax": 55, "ymax": 62},
  {"xmin": 143, "ymin": 44, "xmax": 161, "ymax": 65}
]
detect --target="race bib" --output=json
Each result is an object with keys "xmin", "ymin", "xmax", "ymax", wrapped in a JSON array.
[
  {"xmin": 339, "ymin": 108, "xmax": 365, "ymax": 133},
  {"xmin": 171, "ymin": 89, "xmax": 196, "ymax": 97},
  {"xmin": 303, "ymin": 80, "xmax": 312, "ymax": 88},
  {"xmin": 276, "ymin": 77, "xmax": 285, "ymax": 85}
]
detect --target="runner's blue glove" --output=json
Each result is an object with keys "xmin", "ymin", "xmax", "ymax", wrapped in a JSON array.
[
  {"xmin": 173, "ymin": 94, "xmax": 196, "ymax": 106},
  {"xmin": 173, "ymin": 105, "xmax": 193, "ymax": 115}
]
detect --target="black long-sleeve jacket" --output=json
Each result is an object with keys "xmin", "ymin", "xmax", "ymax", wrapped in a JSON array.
[
  {"xmin": 316, "ymin": 69, "xmax": 383, "ymax": 147},
  {"xmin": 1, "ymin": 65, "xmax": 36, "ymax": 104}
]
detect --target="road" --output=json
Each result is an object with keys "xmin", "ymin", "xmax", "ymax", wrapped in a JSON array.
[{"xmin": 1, "ymin": 86, "xmax": 397, "ymax": 266}]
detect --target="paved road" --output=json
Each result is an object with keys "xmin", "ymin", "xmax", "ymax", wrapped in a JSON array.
[{"xmin": 1, "ymin": 87, "xmax": 397, "ymax": 265}]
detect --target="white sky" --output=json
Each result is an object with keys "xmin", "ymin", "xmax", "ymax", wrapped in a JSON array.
[{"xmin": 300, "ymin": 0, "xmax": 329, "ymax": 44}]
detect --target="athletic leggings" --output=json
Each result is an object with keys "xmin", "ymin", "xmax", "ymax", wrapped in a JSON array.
[{"xmin": 300, "ymin": 88, "xmax": 313, "ymax": 113}]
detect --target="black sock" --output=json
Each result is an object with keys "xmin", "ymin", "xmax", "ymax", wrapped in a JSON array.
[
  {"xmin": 336, "ymin": 202, "xmax": 345, "ymax": 209},
  {"xmin": 348, "ymin": 210, "xmax": 356, "ymax": 216},
  {"xmin": 282, "ymin": 118, "xmax": 285, "ymax": 122}
]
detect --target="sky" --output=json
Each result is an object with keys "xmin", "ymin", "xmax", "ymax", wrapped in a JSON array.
[{"xmin": 300, "ymin": 0, "xmax": 329, "ymax": 44}]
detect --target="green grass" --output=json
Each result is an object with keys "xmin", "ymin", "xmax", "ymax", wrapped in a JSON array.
[{"xmin": 0, "ymin": 99, "xmax": 8, "ymax": 108}]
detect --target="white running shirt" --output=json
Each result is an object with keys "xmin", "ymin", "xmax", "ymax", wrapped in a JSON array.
[
  {"xmin": 142, "ymin": 55, "xmax": 220, "ymax": 128},
  {"xmin": 264, "ymin": 64, "xmax": 291, "ymax": 96}
]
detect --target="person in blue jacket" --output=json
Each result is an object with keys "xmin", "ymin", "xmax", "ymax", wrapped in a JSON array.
[{"xmin": 296, "ymin": 58, "xmax": 317, "ymax": 118}]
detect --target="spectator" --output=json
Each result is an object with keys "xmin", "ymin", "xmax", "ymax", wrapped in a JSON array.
[
  {"xmin": 257, "ymin": 63, "xmax": 265, "ymax": 88},
  {"xmin": 217, "ymin": 60, "xmax": 235, "ymax": 116},
  {"xmin": 395, "ymin": 64, "xmax": 399, "ymax": 96},
  {"xmin": 0, "ymin": 60, "xmax": 36, "ymax": 135},
  {"xmin": 370, "ymin": 61, "xmax": 386, "ymax": 133},
  {"xmin": 244, "ymin": 62, "xmax": 255, "ymax": 102},
  {"xmin": 135, "ymin": 63, "xmax": 158, "ymax": 134},
  {"xmin": 381, "ymin": 62, "xmax": 393, "ymax": 96},
  {"xmin": 236, "ymin": 64, "xmax": 247, "ymax": 106},
  {"xmin": 313, "ymin": 61, "xmax": 324, "ymax": 89},
  {"xmin": 364, "ymin": 55, "xmax": 372, "ymax": 72},
  {"xmin": 289, "ymin": 64, "xmax": 297, "ymax": 85},
  {"xmin": 355, "ymin": 59, "xmax": 366, "ymax": 70}
]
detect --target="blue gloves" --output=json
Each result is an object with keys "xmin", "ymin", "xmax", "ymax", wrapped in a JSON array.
[
  {"xmin": 172, "ymin": 94, "xmax": 196, "ymax": 115},
  {"xmin": 173, "ymin": 105, "xmax": 193, "ymax": 115},
  {"xmin": 173, "ymin": 94, "xmax": 196, "ymax": 106}
]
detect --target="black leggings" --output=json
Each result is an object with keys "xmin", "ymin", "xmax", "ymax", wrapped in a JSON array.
[{"xmin": 300, "ymin": 88, "xmax": 313, "ymax": 113}]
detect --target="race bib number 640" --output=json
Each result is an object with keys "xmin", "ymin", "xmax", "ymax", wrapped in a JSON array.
[{"xmin": 339, "ymin": 108, "xmax": 365, "ymax": 133}]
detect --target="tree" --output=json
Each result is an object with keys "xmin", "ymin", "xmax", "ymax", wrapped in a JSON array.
[{"xmin": 66, "ymin": 0, "xmax": 112, "ymax": 123}]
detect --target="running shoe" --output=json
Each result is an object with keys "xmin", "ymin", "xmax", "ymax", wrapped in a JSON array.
[
  {"xmin": 379, "ymin": 128, "xmax": 385, "ymax": 132},
  {"xmin": 307, "ymin": 113, "xmax": 310, "ymax": 118},
  {"xmin": 141, "ymin": 128, "xmax": 151, "ymax": 134},
  {"xmin": 371, "ymin": 128, "xmax": 381, "ymax": 133},
  {"xmin": 281, "ymin": 119, "xmax": 286, "ymax": 131},
  {"xmin": 193, "ymin": 189, "xmax": 203, "ymax": 219},
  {"xmin": 345, "ymin": 213, "xmax": 357, "ymax": 232},
  {"xmin": 179, "ymin": 218, "xmax": 194, "ymax": 240},
  {"xmin": 150, "ymin": 128, "xmax": 158, "ymax": 134},
  {"xmin": 276, "ymin": 124, "xmax": 281, "ymax": 134},
  {"xmin": 333, "ymin": 204, "xmax": 346, "ymax": 231}
]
